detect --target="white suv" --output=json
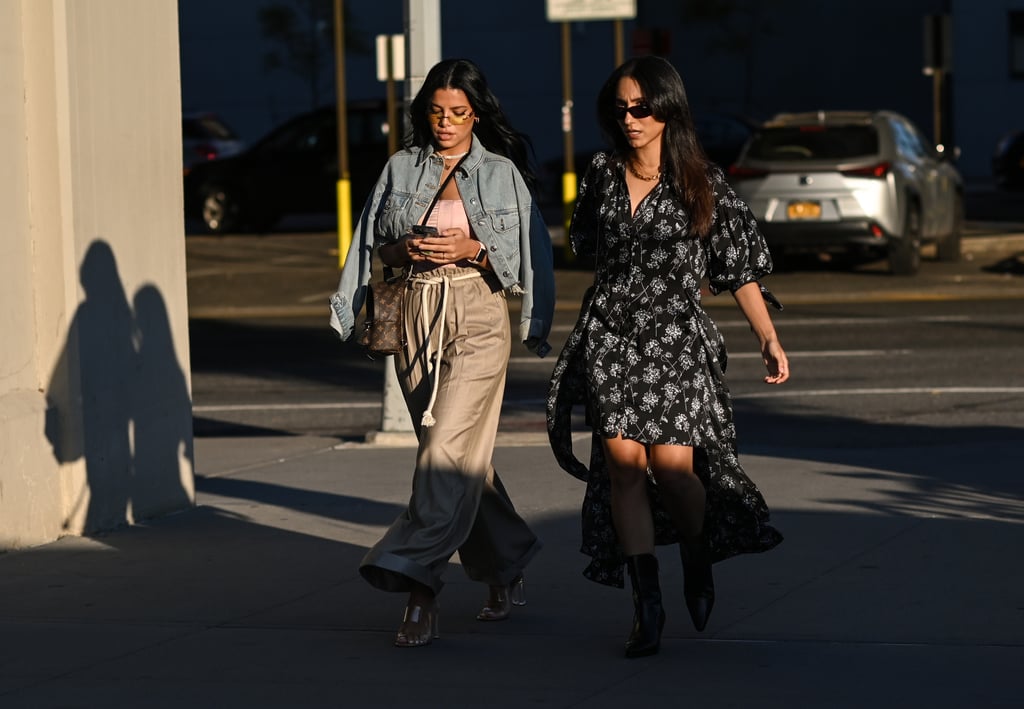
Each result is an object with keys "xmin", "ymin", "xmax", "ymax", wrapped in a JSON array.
[{"xmin": 729, "ymin": 110, "xmax": 963, "ymax": 275}]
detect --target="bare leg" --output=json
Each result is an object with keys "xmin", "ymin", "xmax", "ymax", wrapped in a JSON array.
[{"xmin": 602, "ymin": 434, "xmax": 654, "ymax": 555}]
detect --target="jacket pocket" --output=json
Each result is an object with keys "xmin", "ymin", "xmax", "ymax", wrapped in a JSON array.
[
  {"xmin": 376, "ymin": 190, "xmax": 415, "ymax": 241},
  {"xmin": 488, "ymin": 208, "xmax": 520, "ymax": 234}
]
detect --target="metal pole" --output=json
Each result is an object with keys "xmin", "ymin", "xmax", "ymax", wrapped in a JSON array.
[
  {"xmin": 614, "ymin": 19, "xmax": 624, "ymax": 67},
  {"xmin": 405, "ymin": 0, "xmax": 441, "ymax": 98},
  {"xmin": 333, "ymin": 0, "xmax": 352, "ymax": 269},
  {"xmin": 385, "ymin": 35, "xmax": 398, "ymax": 156},
  {"xmin": 561, "ymin": 21, "xmax": 576, "ymax": 262},
  {"xmin": 368, "ymin": 0, "xmax": 442, "ymax": 443}
]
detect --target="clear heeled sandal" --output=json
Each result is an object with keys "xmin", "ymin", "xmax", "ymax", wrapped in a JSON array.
[
  {"xmin": 476, "ymin": 575, "xmax": 525, "ymax": 621},
  {"xmin": 394, "ymin": 600, "xmax": 440, "ymax": 647}
]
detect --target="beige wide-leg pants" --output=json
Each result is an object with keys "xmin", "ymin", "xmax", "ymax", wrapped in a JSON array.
[{"xmin": 359, "ymin": 266, "xmax": 542, "ymax": 594}]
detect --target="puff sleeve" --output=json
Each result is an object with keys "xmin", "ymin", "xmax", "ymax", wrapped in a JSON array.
[{"xmin": 705, "ymin": 168, "xmax": 775, "ymax": 296}]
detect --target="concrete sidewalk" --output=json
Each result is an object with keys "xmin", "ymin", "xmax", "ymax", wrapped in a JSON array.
[
  {"xmin": 1, "ymin": 429, "xmax": 1021, "ymax": 707},
  {"xmin": 2, "ymin": 227, "xmax": 1022, "ymax": 707}
]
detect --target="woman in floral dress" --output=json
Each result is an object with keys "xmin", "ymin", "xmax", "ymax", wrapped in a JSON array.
[{"xmin": 547, "ymin": 56, "xmax": 789, "ymax": 658}]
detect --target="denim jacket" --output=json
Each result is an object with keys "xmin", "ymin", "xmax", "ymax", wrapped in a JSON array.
[{"xmin": 329, "ymin": 137, "xmax": 555, "ymax": 356}]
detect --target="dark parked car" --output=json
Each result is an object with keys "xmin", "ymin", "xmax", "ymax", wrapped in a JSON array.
[
  {"xmin": 730, "ymin": 110, "xmax": 963, "ymax": 275},
  {"xmin": 993, "ymin": 129, "xmax": 1024, "ymax": 189},
  {"xmin": 182, "ymin": 112, "xmax": 245, "ymax": 174},
  {"xmin": 184, "ymin": 101, "xmax": 389, "ymax": 233},
  {"xmin": 693, "ymin": 110, "xmax": 758, "ymax": 170}
]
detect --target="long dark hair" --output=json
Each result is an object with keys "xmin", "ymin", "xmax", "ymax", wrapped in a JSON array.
[
  {"xmin": 407, "ymin": 58, "xmax": 537, "ymax": 191},
  {"xmin": 596, "ymin": 56, "xmax": 714, "ymax": 236}
]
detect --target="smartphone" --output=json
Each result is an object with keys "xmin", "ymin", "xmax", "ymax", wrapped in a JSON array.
[{"xmin": 411, "ymin": 224, "xmax": 439, "ymax": 256}]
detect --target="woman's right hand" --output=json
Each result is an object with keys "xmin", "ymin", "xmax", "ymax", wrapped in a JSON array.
[{"xmin": 380, "ymin": 234, "xmax": 417, "ymax": 267}]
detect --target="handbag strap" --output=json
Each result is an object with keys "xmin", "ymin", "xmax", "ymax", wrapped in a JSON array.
[
  {"xmin": 383, "ymin": 153, "xmax": 469, "ymax": 281},
  {"xmin": 420, "ymin": 152, "xmax": 469, "ymax": 225}
]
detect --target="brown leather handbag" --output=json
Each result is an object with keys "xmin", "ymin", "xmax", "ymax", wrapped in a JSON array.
[{"xmin": 356, "ymin": 266, "xmax": 407, "ymax": 356}]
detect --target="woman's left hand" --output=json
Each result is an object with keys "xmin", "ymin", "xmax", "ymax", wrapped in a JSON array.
[
  {"xmin": 415, "ymin": 228, "xmax": 474, "ymax": 264},
  {"xmin": 762, "ymin": 339, "xmax": 790, "ymax": 384}
]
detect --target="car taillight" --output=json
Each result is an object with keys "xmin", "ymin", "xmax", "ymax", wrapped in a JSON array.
[
  {"xmin": 194, "ymin": 143, "xmax": 219, "ymax": 161},
  {"xmin": 841, "ymin": 162, "xmax": 890, "ymax": 178},
  {"xmin": 728, "ymin": 165, "xmax": 769, "ymax": 179}
]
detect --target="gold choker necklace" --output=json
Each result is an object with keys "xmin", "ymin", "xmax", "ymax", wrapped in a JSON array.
[
  {"xmin": 628, "ymin": 161, "xmax": 661, "ymax": 182},
  {"xmin": 439, "ymin": 151, "xmax": 469, "ymax": 161}
]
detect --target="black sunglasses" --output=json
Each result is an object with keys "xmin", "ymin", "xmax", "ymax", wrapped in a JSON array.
[{"xmin": 614, "ymin": 103, "xmax": 654, "ymax": 120}]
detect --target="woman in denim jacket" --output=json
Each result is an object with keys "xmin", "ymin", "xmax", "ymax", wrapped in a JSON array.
[{"xmin": 330, "ymin": 58, "xmax": 555, "ymax": 648}]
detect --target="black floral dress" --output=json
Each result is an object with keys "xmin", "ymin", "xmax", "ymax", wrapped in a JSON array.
[{"xmin": 546, "ymin": 152, "xmax": 783, "ymax": 587}]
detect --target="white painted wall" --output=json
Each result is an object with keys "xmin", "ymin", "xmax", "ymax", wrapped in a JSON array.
[{"xmin": 0, "ymin": 0, "xmax": 194, "ymax": 549}]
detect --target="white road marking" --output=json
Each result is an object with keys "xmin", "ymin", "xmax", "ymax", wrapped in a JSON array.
[
  {"xmin": 547, "ymin": 315, "xmax": 977, "ymax": 333},
  {"xmin": 734, "ymin": 386, "xmax": 1024, "ymax": 400},
  {"xmin": 195, "ymin": 402, "xmax": 380, "ymax": 413},
  {"xmin": 508, "ymin": 349, "xmax": 912, "ymax": 365}
]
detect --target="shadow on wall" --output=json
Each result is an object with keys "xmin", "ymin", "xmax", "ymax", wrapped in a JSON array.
[{"xmin": 44, "ymin": 240, "xmax": 194, "ymax": 534}]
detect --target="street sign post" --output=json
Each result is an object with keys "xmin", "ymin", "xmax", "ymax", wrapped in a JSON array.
[{"xmin": 376, "ymin": 33, "xmax": 404, "ymax": 156}]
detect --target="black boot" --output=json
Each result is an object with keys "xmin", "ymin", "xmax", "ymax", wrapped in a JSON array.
[
  {"xmin": 624, "ymin": 554, "xmax": 665, "ymax": 658},
  {"xmin": 680, "ymin": 535, "xmax": 715, "ymax": 632}
]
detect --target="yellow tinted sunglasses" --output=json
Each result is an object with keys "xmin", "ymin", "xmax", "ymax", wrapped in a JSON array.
[{"xmin": 427, "ymin": 110, "xmax": 475, "ymax": 125}]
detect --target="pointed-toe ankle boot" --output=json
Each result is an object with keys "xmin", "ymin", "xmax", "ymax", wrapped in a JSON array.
[{"xmin": 680, "ymin": 536, "xmax": 715, "ymax": 632}]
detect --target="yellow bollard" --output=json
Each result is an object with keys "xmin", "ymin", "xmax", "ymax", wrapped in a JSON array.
[
  {"xmin": 337, "ymin": 178, "xmax": 352, "ymax": 269},
  {"xmin": 562, "ymin": 170, "xmax": 577, "ymax": 263}
]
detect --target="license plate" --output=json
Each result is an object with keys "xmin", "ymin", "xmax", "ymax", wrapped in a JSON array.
[{"xmin": 787, "ymin": 200, "xmax": 821, "ymax": 220}]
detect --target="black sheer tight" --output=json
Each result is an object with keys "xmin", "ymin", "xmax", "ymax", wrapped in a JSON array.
[{"xmin": 603, "ymin": 436, "xmax": 706, "ymax": 554}]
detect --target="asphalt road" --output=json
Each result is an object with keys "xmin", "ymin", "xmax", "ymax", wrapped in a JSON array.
[{"xmin": 186, "ymin": 229, "xmax": 1024, "ymax": 443}]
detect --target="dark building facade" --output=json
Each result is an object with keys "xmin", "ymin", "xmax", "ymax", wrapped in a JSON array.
[{"xmin": 179, "ymin": 0, "xmax": 1024, "ymax": 183}]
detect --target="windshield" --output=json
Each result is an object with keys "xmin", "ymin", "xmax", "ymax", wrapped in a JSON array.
[
  {"xmin": 745, "ymin": 125, "xmax": 879, "ymax": 161},
  {"xmin": 183, "ymin": 115, "xmax": 237, "ymax": 141}
]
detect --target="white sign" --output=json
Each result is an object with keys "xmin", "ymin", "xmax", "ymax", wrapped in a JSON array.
[
  {"xmin": 375, "ymin": 34, "xmax": 405, "ymax": 81},
  {"xmin": 546, "ymin": 0, "xmax": 636, "ymax": 22}
]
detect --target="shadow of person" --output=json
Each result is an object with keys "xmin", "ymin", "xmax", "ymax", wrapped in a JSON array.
[
  {"xmin": 130, "ymin": 284, "xmax": 194, "ymax": 520},
  {"xmin": 982, "ymin": 252, "xmax": 1024, "ymax": 275},
  {"xmin": 45, "ymin": 240, "xmax": 135, "ymax": 531}
]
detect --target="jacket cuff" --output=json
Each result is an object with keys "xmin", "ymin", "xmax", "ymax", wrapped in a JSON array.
[
  {"xmin": 524, "ymin": 337, "xmax": 552, "ymax": 358},
  {"xmin": 329, "ymin": 291, "xmax": 355, "ymax": 340}
]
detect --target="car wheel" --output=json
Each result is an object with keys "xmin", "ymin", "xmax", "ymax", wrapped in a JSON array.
[
  {"xmin": 201, "ymin": 187, "xmax": 240, "ymax": 234},
  {"xmin": 889, "ymin": 205, "xmax": 921, "ymax": 276},
  {"xmin": 936, "ymin": 196, "xmax": 963, "ymax": 262}
]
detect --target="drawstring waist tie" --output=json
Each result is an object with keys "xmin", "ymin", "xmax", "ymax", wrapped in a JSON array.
[{"xmin": 408, "ymin": 267, "xmax": 486, "ymax": 428}]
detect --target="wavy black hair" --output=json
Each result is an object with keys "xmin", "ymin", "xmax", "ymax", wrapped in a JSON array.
[
  {"xmin": 596, "ymin": 56, "xmax": 714, "ymax": 236},
  {"xmin": 406, "ymin": 58, "xmax": 537, "ymax": 191}
]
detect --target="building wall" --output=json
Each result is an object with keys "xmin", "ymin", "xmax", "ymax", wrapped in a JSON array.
[
  {"xmin": 0, "ymin": 0, "xmax": 194, "ymax": 549},
  {"xmin": 179, "ymin": 0, "xmax": 960, "ymax": 174}
]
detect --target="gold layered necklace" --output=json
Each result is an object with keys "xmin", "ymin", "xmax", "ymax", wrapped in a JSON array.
[
  {"xmin": 627, "ymin": 160, "xmax": 661, "ymax": 182},
  {"xmin": 439, "ymin": 151, "xmax": 468, "ymax": 172}
]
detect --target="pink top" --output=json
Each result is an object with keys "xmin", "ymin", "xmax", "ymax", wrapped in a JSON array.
[
  {"xmin": 425, "ymin": 199, "xmax": 472, "ymax": 236},
  {"xmin": 416, "ymin": 199, "xmax": 477, "ymax": 272}
]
